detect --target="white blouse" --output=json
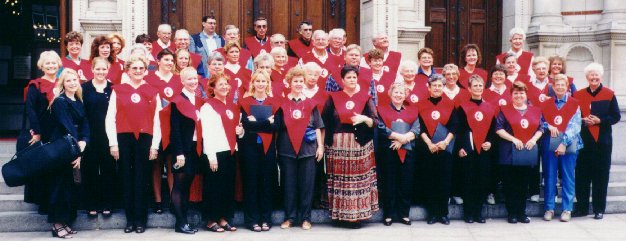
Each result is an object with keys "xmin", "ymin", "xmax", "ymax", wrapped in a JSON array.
[
  {"xmin": 199, "ymin": 102, "xmax": 244, "ymax": 162},
  {"xmin": 105, "ymin": 90, "xmax": 163, "ymax": 150}
]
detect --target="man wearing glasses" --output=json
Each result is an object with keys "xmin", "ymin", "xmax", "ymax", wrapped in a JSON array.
[
  {"xmin": 244, "ymin": 17, "xmax": 272, "ymax": 58},
  {"xmin": 288, "ymin": 21, "xmax": 314, "ymax": 58},
  {"xmin": 191, "ymin": 15, "xmax": 225, "ymax": 75}
]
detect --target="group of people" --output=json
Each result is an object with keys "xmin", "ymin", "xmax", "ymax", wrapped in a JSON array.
[{"xmin": 22, "ymin": 15, "xmax": 621, "ymax": 238}]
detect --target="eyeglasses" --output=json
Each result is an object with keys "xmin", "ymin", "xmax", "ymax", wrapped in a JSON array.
[
  {"xmin": 273, "ymin": 41, "xmax": 285, "ymax": 44},
  {"xmin": 302, "ymin": 29, "xmax": 313, "ymax": 32},
  {"xmin": 131, "ymin": 67, "xmax": 146, "ymax": 71},
  {"xmin": 256, "ymin": 25, "xmax": 267, "ymax": 29}
]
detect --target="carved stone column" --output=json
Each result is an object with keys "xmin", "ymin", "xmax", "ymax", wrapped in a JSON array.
[{"xmin": 528, "ymin": 0, "xmax": 564, "ymax": 33}]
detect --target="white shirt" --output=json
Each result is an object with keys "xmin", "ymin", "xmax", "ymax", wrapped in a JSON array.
[
  {"xmin": 203, "ymin": 32, "xmax": 219, "ymax": 53},
  {"xmin": 105, "ymin": 89, "xmax": 163, "ymax": 150},
  {"xmin": 225, "ymin": 62, "xmax": 241, "ymax": 74},
  {"xmin": 157, "ymin": 39, "xmax": 170, "ymax": 50},
  {"xmin": 303, "ymin": 85, "xmax": 319, "ymax": 98},
  {"xmin": 200, "ymin": 103, "xmax": 243, "ymax": 162},
  {"xmin": 182, "ymin": 88, "xmax": 197, "ymax": 141},
  {"xmin": 443, "ymin": 85, "xmax": 460, "ymax": 99},
  {"xmin": 312, "ymin": 49, "xmax": 328, "ymax": 63},
  {"xmin": 531, "ymin": 77, "xmax": 549, "ymax": 90},
  {"xmin": 490, "ymin": 84, "xmax": 507, "ymax": 95}
]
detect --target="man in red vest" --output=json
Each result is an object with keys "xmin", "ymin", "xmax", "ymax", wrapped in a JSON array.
[
  {"xmin": 152, "ymin": 24, "xmax": 175, "ymax": 59},
  {"xmin": 360, "ymin": 33, "xmax": 402, "ymax": 76},
  {"xmin": 243, "ymin": 17, "xmax": 272, "ymax": 58},
  {"xmin": 287, "ymin": 20, "xmax": 313, "ymax": 58}
]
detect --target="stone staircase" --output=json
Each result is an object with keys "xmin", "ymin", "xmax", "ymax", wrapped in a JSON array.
[{"xmin": 1, "ymin": 121, "xmax": 626, "ymax": 232}]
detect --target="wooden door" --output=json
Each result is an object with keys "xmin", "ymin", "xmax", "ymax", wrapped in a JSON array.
[
  {"xmin": 148, "ymin": 0, "xmax": 360, "ymax": 45},
  {"xmin": 426, "ymin": 0, "xmax": 501, "ymax": 70}
]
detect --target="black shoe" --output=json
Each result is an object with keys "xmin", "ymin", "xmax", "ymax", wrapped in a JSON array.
[
  {"xmin": 440, "ymin": 216, "xmax": 450, "ymax": 225},
  {"xmin": 594, "ymin": 213, "xmax": 604, "ymax": 220},
  {"xmin": 572, "ymin": 210, "xmax": 588, "ymax": 217},
  {"xmin": 519, "ymin": 215, "xmax": 531, "ymax": 223},
  {"xmin": 123, "ymin": 225, "xmax": 135, "ymax": 233},
  {"xmin": 87, "ymin": 210, "xmax": 98, "ymax": 218},
  {"xmin": 382, "ymin": 218, "xmax": 392, "ymax": 226},
  {"xmin": 102, "ymin": 209, "xmax": 112, "ymax": 218},
  {"xmin": 348, "ymin": 221, "xmax": 362, "ymax": 229},
  {"xmin": 427, "ymin": 217, "xmax": 438, "ymax": 224},
  {"xmin": 135, "ymin": 226, "xmax": 145, "ymax": 233},
  {"xmin": 153, "ymin": 202, "xmax": 163, "ymax": 214},
  {"xmin": 400, "ymin": 218, "xmax": 411, "ymax": 225},
  {"xmin": 175, "ymin": 224, "xmax": 195, "ymax": 234},
  {"xmin": 464, "ymin": 216, "xmax": 474, "ymax": 223},
  {"xmin": 507, "ymin": 216, "xmax": 518, "ymax": 224},
  {"xmin": 475, "ymin": 216, "xmax": 486, "ymax": 224}
]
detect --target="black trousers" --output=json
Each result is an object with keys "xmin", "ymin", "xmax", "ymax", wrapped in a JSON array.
[
  {"xmin": 380, "ymin": 149, "xmax": 416, "ymax": 220},
  {"xmin": 47, "ymin": 165, "xmax": 78, "ymax": 224},
  {"xmin": 423, "ymin": 151, "xmax": 452, "ymax": 218},
  {"xmin": 241, "ymin": 143, "xmax": 276, "ymax": 225},
  {"xmin": 81, "ymin": 137, "xmax": 116, "ymax": 211},
  {"xmin": 170, "ymin": 146, "xmax": 199, "ymax": 226},
  {"xmin": 461, "ymin": 151, "xmax": 490, "ymax": 218},
  {"xmin": 575, "ymin": 141, "xmax": 612, "ymax": 213},
  {"xmin": 279, "ymin": 155, "xmax": 316, "ymax": 223},
  {"xmin": 118, "ymin": 133, "xmax": 152, "ymax": 227},
  {"xmin": 501, "ymin": 165, "xmax": 533, "ymax": 218},
  {"xmin": 529, "ymin": 160, "xmax": 541, "ymax": 196},
  {"xmin": 203, "ymin": 151, "xmax": 236, "ymax": 222}
]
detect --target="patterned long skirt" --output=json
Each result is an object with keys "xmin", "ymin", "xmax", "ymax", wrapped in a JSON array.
[{"xmin": 326, "ymin": 133, "xmax": 379, "ymax": 221}]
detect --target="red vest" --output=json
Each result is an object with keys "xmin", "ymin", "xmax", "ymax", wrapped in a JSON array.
[
  {"xmin": 541, "ymin": 97, "xmax": 579, "ymax": 133},
  {"xmin": 443, "ymin": 88, "xmax": 471, "ymax": 108},
  {"xmin": 239, "ymin": 96, "xmax": 280, "ymax": 154},
  {"xmin": 364, "ymin": 50, "xmax": 402, "ymax": 76},
  {"xmin": 418, "ymin": 97, "xmax": 455, "ymax": 137},
  {"xmin": 288, "ymin": 38, "xmax": 312, "ymax": 58},
  {"xmin": 573, "ymin": 87, "xmax": 615, "ymax": 142},
  {"xmin": 526, "ymin": 80, "xmax": 551, "ymax": 106},
  {"xmin": 270, "ymin": 69, "xmax": 290, "ymax": 99},
  {"xmin": 500, "ymin": 104, "xmax": 542, "ymax": 143},
  {"xmin": 458, "ymin": 68, "xmax": 488, "ymax": 89},
  {"xmin": 151, "ymin": 40, "xmax": 176, "ymax": 59},
  {"xmin": 281, "ymin": 98, "xmax": 315, "ymax": 155},
  {"xmin": 207, "ymin": 97, "xmax": 240, "ymax": 153},
  {"xmin": 113, "ymin": 83, "xmax": 158, "ymax": 139},
  {"xmin": 24, "ymin": 78, "xmax": 56, "ymax": 102},
  {"xmin": 373, "ymin": 71, "xmax": 397, "ymax": 106},
  {"xmin": 145, "ymin": 72, "xmax": 183, "ymax": 149},
  {"xmin": 460, "ymin": 101, "xmax": 496, "ymax": 154},
  {"xmin": 309, "ymin": 88, "xmax": 329, "ymax": 113},
  {"xmin": 244, "ymin": 36, "xmax": 272, "ymax": 58},
  {"xmin": 190, "ymin": 52, "xmax": 202, "ymax": 69},
  {"xmin": 497, "ymin": 51, "xmax": 533, "ymax": 75},
  {"xmin": 300, "ymin": 51, "xmax": 338, "ymax": 86},
  {"xmin": 224, "ymin": 68, "xmax": 252, "ymax": 102},
  {"xmin": 62, "ymin": 58, "xmax": 92, "ymax": 82},
  {"xmin": 483, "ymin": 87, "xmax": 512, "ymax": 112},
  {"xmin": 330, "ymin": 91, "xmax": 369, "ymax": 124},
  {"xmin": 106, "ymin": 59, "xmax": 125, "ymax": 85},
  {"xmin": 171, "ymin": 93, "xmax": 205, "ymax": 155},
  {"xmin": 377, "ymin": 103, "xmax": 419, "ymax": 161}
]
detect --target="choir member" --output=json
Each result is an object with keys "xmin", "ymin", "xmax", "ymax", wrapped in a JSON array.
[
  {"xmin": 496, "ymin": 27, "xmax": 534, "ymax": 77},
  {"xmin": 458, "ymin": 44, "xmax": 488, "ymax": 89}
]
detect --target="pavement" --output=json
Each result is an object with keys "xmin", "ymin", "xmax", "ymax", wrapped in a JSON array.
[{"xmin": 2, "ymin": 213, "xmax": 626, "ymax": 241}]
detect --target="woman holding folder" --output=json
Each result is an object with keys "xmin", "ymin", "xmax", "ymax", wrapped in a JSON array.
[
  {"xmin": 540, "ymin": 74, "xmax": 582, "ymax": 222},
  {"xmin": 495, "ymin": 81, "xmax": 544, "ymax": 224},
  {"xmin": 377, "ymin": 82, "xmax": 420, "ymax": 226},
  {"xmin": 417, "ymin": 74, "xmax": 458, "ymax": 225},
  {"xmin": 239, "ymin": 69, "xmax": 280, "ymax": 232},
  {"xmin": 456, "ymin": 75, "xmax": 496, "ymax": 223}
]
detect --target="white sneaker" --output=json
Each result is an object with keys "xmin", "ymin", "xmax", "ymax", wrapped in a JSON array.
[
  {"xmin": 530, "ymin": 195, "xmax": 540, "ymax": 203},
  {"xmin": 543, "ymin": 210, "xmax": 554, "ymax": 221},
  {"xmin": 453, "ymin": 196, "xmax": 464, "ymax": 205},
  {"xmin": 487, "ymin": 193, "xmax": 496, "ymax": 205}
]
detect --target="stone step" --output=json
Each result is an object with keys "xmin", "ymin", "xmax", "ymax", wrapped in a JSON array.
[
  {"xmin": 0, "ymin": 197, "xmax": 625, "ymax": 232},
  {"xmin": 0, "ymin": 195, "xmax": 37, "ymax": 212},
  {"xmin": 608, "ymin": 182, "xmax": 626, "ymax": 196},
  {"xmin": 610, "ymin": 165, "xmax": 626, "ymax": 182},
  {"xmin": 0, "ymin": 140, "xmax": 16, "ymax": 156},
  {"xmin": 0, "ymin": 184, "xmax": 23, "ymax": 195}
]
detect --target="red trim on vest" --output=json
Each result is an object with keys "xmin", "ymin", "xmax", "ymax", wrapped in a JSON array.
[
  {"xmin": 25, "ymin": 78, "xmax": 56, "ymax": 102},
  {"xmin": 207, "ymin": 97, "xmax": 240, "ymax": 154},
  {"xmin": 418, "ymin": 97, "xmax": 455, "ymax": 137},
  {"xmin": 330, "ymin": 91, "xmax": 369, "ymax": 124},
  {"xmin": 239, "ymin": 96, "xmax": 280, "ymax": 154},
  {"xmin": 377, "ymin": 104, "xmax": 419, "ymax": 162},
  {"xmin": 573, "ymin": 87, "xmax": 615, "ymax": 142},
  {"xmin": 500, "ymin": 104, "xmax": 542, "ymax": 143},
  {"xmin": 541, "ymin": 98, "xmax": 579, "ymax": 133},
  {"xmin": 461, "ymin": 101, "xmax": 496, "ymax": 154},
  {"xmin": 244, "ymin": 36, "xmax": 272, "ymax": 58},
  {"xmin": 113, "ymin": 83, "xmax": 158, "ymax": 139},
  {"xmin": 281, "ymin": 98, "xmax": 315, "ymax": 155},
  {"xmin": 172, "ymin": 94, "xmax": 205, "ymax": 155}
]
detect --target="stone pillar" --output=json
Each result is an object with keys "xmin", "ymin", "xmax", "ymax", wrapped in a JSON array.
[
  {"xmin": 528, "ymin": 0, "xmax": 564, "ymax": 32},
  {"xmin": 396, "ymin": 0, "xmax": 431, "ymax": 62},
  {"xmin": 599, "ymin": 0, "xmax": 626, "ymax": 30},
  {"xmin": 501, "ymin": 0, "xmax": 532, "ymax": 52},
  {"xmin": 72, "ymin": 0, "xmax": 148, "ymax": 60}
]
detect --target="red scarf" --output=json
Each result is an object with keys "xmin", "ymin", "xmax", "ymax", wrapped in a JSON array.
[
  {"xmin": 330, "ymin": 91, "xmax": 369, "ymax": 124},
  {"xmin": 24, "ymin": 78, "xmax": 56, "ymax": 102},
  {"xmin": 377, "ymin": 104, "xmax": 418, "ymax": 162},
  {"xmin": 541, "ymin": 97, "xmax": 579, "ymax": 133},
  {"xmin": 207, "ymin": 97, "xmax": 240, "ymax": 154},
  {"xmin": 460, "ymin": 100, "xmax": 496, "ymax": 154},
  {"xmin": 573, "ymin": 87, "xmax": 615, "ymax": 142},
  {"xmin": 239, "ymin": 96, "xmax": 279, "ymax": 154},
  {"xmin": 171, "ymin": 93, "xmax": 205, "ymax": 155},
  {"xmin": 500, "ymin": 104, "xmax": 542, "ymax": 143},
  {"xmin": 418, "ymin": 97, "xmax": 455, "ymax": 137},
  {"xmin": 281, "ymin": 98, "xmax": 315, "ymax": 155}
]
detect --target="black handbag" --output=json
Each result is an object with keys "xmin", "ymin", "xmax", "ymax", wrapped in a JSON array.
[{"xmin": 2, "ymin": 134, "xmax": 81, "ymax": 187}]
